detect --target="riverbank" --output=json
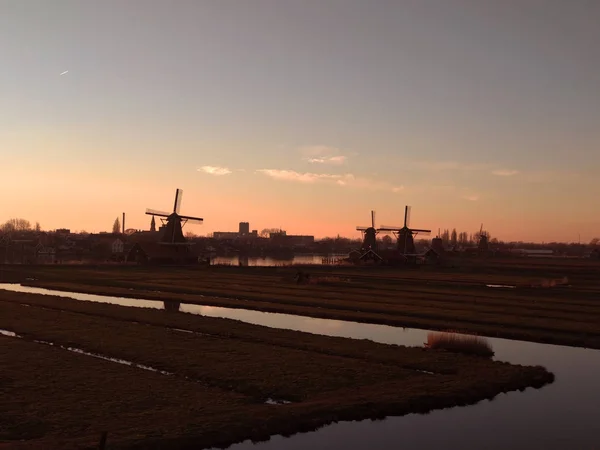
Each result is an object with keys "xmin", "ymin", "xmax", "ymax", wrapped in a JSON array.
[
  {"xmin": 2, "ymin": 261, "xmax": 599, "ymax": 349},
  {"xmin": 1, "ymin": 290, "xmax": 553, "ymax": 449}
]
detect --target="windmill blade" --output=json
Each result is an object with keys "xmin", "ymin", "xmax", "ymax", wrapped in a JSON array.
[
  {"xmin": 371, "ymin": 210, "xmax": 376, "ymax": 228},
  {"xmin": 178, "ymin": 214, "xmax": 204, "ymax": 222},
  {"xmin": 174, "ymin": 189, "xmax": 183, "ymax": 214},
  {"xmin": 411, "ymin": 228, "xmax": 432, "ymax": 233},
  {"xmin": 480, "ymin": 223, "xmax": 484, "ymax": 234},
  {"xmin": 405, "ymin": 206, "xmax": 412, "ymax": 228},
  {"xmin": 379, "ymin": 225, "xmax": 403, "ymax": 231},
  {"xmin": 145, "ymin": 209, "xmax": 170, "ymax": 217},
  {"xmin": 412, "ymin": 230, "xmax": 432, "ymax": 236},
  {"xmin": 181, "ymin": 218, "xmax": 203, "ymax": 225},
  {"xmin": 356, "ymin": 226, "xmax": 369, "ymax": 231}
]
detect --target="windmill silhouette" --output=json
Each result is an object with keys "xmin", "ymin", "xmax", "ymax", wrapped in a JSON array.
[
  {"xmin": 357, "ymin": 210, "xmax": 379, "ymax": 252},
  {"xmin": 477, "ymin": 223, "xmax": 489, "ymax": 252},
  {"xmin": 356, "ymin": 210, "xmax": 383, "ymax": 262},
  {"xmin": 379, "ymin": 206, "xmax": 431, "ymax": 256},
  {"xmin": 145, "ymin": 189, "xmax": 203, "ymax": 245}
]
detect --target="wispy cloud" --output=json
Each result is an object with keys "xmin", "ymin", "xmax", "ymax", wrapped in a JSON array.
[
  {"xmin": 463, "ymin": 194, "xmax": 480, "ymax": 201},
  {"xmin": 198, "ymin": 165, "xmax": 232, "ymax": 176},
  {"xmin": 492, "ymin": 169, "xmax": 519, "ymax": 177},
  {"xmin": 256, "ymin": 169, "xmax": 337, "ymax": 183},
  {"xmin": 299, "ymin": 145, "xmax": 348, "ymax": 165},
  {"xmin": 256, "ymin": 169, "xmax": 402, "ymax": 193},
  {"xmin": 308, "ymin": 155, "xmax": 347, "ymax": 165}
]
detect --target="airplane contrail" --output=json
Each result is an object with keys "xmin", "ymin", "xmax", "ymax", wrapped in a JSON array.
[{"xmin": 60, "ymin": 70, "xmax": 69, "ymax": 76}]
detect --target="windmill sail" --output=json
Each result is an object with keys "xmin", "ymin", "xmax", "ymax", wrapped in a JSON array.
[
  {"xmin": 145, "ymin": 208, "xmax": 171, "ymax": 217},
  {"xmin": 174, "ymin": 189, "xmax": 183, "ymax": 214}
]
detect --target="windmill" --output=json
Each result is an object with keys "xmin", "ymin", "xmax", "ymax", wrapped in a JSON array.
[
  {"xmin": 477, "ymin": 223, "xmax": 489, "ymax": 252},
  {"xmin": 145, "ymin": 189, "xmax": 203, "ymax": 245},
  {"xmin": 379, "ymin": 206, "xmax": 431, "ymax": 256},
  {"xmin": 356, "ymin": 210, "xmax": 379, "ymax": 253}
]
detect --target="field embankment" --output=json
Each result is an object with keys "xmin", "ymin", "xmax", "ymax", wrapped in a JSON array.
[
  {"xmin": 2, "ymin": 260, "xmax": 599, "ymax": 349},
  {"xmin": 0, "ymin": 290, "xmax": 553, "ymax": 449}
]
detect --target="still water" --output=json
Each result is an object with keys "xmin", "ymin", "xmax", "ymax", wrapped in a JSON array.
[
  {"xmin": 210, "ymin": 254, "xmax": 345, "ymax": 266},
  {"xmin": 1, "ymin": 283, "xmax": 599, "ymax": 449}
]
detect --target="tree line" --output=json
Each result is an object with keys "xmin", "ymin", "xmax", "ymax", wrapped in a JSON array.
[
  {"xmin": 2, "ymin": 217, "xmax": 600, "ymax": 247},
  {"xmin": 0, "ymin": 218, "xmax": 41, "ymax": 233}
]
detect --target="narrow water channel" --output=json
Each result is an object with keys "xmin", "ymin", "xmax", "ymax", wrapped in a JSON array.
[{"xmin": 1, "ymin": 284, "xmax": 599, "ymax": 449}]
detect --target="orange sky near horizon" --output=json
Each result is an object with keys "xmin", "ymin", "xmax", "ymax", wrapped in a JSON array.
[{"xmin": 2, "ymin": 161, "xmax": 597, "ymax": 244}]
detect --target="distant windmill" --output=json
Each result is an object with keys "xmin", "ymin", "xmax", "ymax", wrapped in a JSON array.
[
  {"xmin": 356, "ymin": 210, "xmax": 379, "ymax": 253},
  {"xmin": 145, "ymin": 189, "xmax": 203, "ymax": 245},
  {"xmin": 477, "ymin": 223, "xmax": 489, "ymax": 252},
  {"xmin": 379, "ymin": 206, "xmax": 431, "ymax": 255}
]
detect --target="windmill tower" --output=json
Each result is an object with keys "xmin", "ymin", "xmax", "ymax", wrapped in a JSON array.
[
  {"xmin": 379, "ymin": 206, "xmax": 431, "ymax": 256},
  {"xmin": 431, "ymin": 228, "xmax": 445, "ymax": 254},
  {"xmin": 356, "ymin": 210, "xmax": 378, "ymax": 253},
  {"xmin": 477, "ymin": 223, "xmax": 489, "ymax": 252},
  {"xmin": 145, "ymin": 189, "xmax": 203, "ymax": 245}
]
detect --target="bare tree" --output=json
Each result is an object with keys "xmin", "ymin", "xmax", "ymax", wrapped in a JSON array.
[
  {"xmin": 1, "ymin": 218, "xmax": 32, "ymax": 232},
  {"xmin": 441, "ymin": 229, "xmax": 450, "ymax": 244},
  {"xmin": 35, "ymin": 222, "xmax": 41, "ymax": 232},
  {"xmin": 381, "ymin": 235, "xmax": 393, "ymax": 248},
  {"xmin": 112, "ymin": 217, "xmax": 121, "ymax": 234},
  {"xmin": 590, "ymin": 238, "xmax": 600, "ymax": 246},
  {"xmin": 451, "ymin": 228, "xmax": 458, "ymax": 246},
  {"xmin": 259, "ymin": 228, "xmax": 283, "ymax": 238}
]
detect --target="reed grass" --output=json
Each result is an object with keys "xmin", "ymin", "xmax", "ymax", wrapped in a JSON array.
[{"xmin": 426, "ymin": 332, "xmax": 494, "ymax": 357}]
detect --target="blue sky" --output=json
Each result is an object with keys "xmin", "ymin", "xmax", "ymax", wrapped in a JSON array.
[{"xmin": 1, "ymin": 0, "xmax": 598, "ymax": 241}]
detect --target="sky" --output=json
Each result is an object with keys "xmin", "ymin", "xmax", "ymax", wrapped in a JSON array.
[{"xmin": 1, "ymin": 0, "xmax": 598, "ymax": 243}]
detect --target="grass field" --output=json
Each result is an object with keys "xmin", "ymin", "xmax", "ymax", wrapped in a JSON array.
[
  {"xmin": 2, "ymin": 257, "xmax": 599, "ymax": 348},
  {"xmin": 0, "ymin": 289, "xmax": 553, "ymax": 449}
]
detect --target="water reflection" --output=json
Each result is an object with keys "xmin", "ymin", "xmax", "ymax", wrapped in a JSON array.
[
  {"xmin": 2, "ymin": 283, "xmax": 599, "ymax": 449},
  {"xmin": 211, "ymin": 255, "xmax": 346, "ymax": 267}
]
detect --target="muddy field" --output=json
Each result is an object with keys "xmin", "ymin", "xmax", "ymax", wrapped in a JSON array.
[
  {"xmin": 2, "ymin": 258, "xmax": 599, "ymax": 348},
  {"xmin": 0, "ymin": 288, "xmax": 553, "ymax": 449}
]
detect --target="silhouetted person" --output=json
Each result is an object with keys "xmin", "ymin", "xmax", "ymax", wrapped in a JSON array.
[
  {"xmin": 295, "ymin": 271, "xmax": 310, "ymax": 284},
  {"xmin": 163, "ymin": 300, "xmax": 180, "ymax": 312}
]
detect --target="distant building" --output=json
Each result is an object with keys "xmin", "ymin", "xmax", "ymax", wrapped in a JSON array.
[
  {"xmin": 111, "ymin": 239, "xmax": 124, "ymax": 254},
  {"xmin": 239, "ymin": 222, "xmax": 250, "ymax": 235},
  {"xmin": 213, "ymin": 231, "xmax": 241, "ymax": 240},
  {"xmin": 36, "ymin": 246, "xmax": 56, "ymax": 264},
  {"xmin": 213, "ymin": 222, "xmax": 257, "ymax": 240}
]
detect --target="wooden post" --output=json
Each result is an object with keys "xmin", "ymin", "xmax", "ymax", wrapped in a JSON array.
[{"xmin": 98, "ymin": 431, "xmax": 108, "ymax": 449}]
